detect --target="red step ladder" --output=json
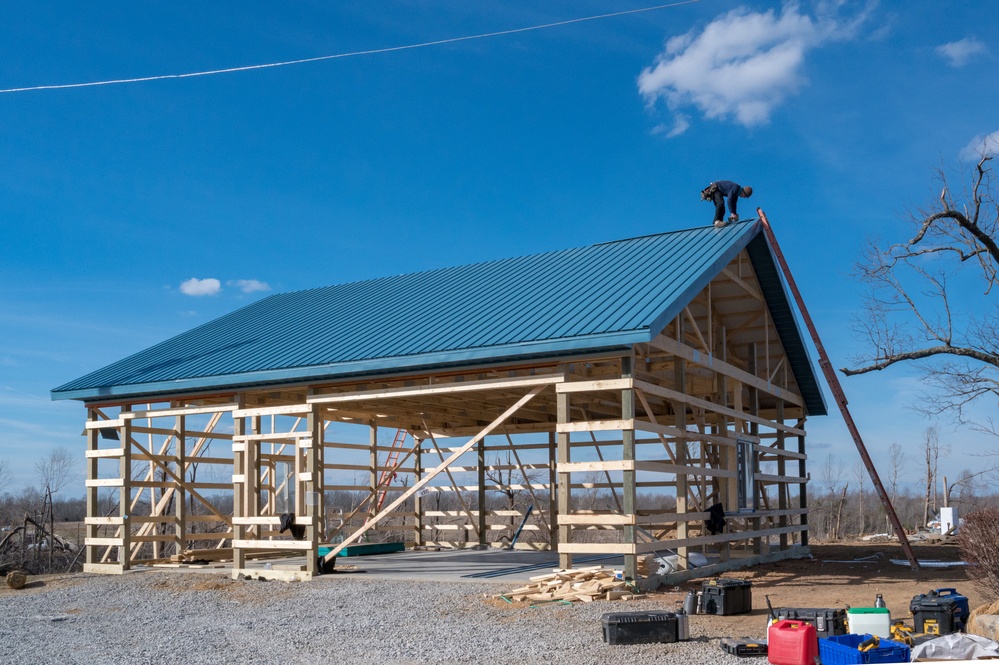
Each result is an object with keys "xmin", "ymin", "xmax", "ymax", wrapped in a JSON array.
[{"xmin": 375, "ymin": 429, "xmax": 409, "ymax": 511}]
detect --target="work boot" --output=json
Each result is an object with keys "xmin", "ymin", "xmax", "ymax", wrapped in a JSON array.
[
  {"xmin": 714, "ymin": 220, "xmax": 726, "ymax": 228},
  {"xmin": 728, "ymin": 213, "xmax": 739, "ymax": 223}
]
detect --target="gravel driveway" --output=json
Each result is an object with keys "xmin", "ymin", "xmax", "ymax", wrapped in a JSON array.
[{"xmin": 0, "ymin": 571, "xmax": 759, "ymax": 664}]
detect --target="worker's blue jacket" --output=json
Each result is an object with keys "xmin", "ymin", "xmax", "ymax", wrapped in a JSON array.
[{"xmin": 714, "ymin": 180, "xmax": 743, "ymax": 215}]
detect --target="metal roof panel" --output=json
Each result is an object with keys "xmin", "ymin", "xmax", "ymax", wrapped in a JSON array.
[{"xmin": 52, "ymin": 219, "xmax": 824, "ymax": 412}]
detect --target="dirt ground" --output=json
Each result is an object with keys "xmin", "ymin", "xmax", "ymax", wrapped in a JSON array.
[{"xmin": 648, "ymin": 541, "xmax": 984, "ymax": 638}]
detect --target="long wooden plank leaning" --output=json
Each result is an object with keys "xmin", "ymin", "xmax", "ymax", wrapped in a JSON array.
[{"xmin": 321, "ymin": 382, "xmax": 553, "ymax": 563}]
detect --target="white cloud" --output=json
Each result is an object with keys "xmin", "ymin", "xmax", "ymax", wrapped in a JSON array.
[
  {"xmin": 638, "ymin": 3, "xmax": 869, "ymax": 131},
  {"xmin": 652, "ymin": 114, "xmax": 691, "ymax": 138},
  {"xmin": 936, "ymin": 37, "xmax": 987, "ymax": 68},
  {"xmin": 228, "ymin": 279, "xmax": 271, "ymax": 294},
  {"xmin": 179, "ymin": 277, "xmax": 221, "ymax": 296},
  {"xmin": 959, "ymin": 131, "xmax": 999, "ymax": 161}
]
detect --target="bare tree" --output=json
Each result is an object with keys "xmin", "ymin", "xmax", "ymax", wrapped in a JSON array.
[
  {"xmin": 36, "ymin": 448, "xmax": 75, "ymax": 496},
  {"xmin": 886, "ymin": 442, "xmax": 907, "ymax": 530},
  {"xmin": 854, "ymin": 458, "xmax": 867, "ymax": 537},
  {"xmin": 819, "ymin": 454, "xmax": 846, "ymax": 540},
  {"xmin": 946, "ymin": 468, "xmax": 989, "ymax": 508},
  {"xmin": 922, "ymin": 425, "xmax": 943, "ymax": 527},
  {"xmin": 844, "ymin": 157, "xmax": 999, "ymax": 434},
  {"xmin": 35, "ymin": 448, "xmax": 76, "ymax": 567}
]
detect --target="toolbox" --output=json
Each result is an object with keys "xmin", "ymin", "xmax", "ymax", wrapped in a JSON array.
[
  {"xmin": 910, "ymin": 590, "xmax": 964, "ymax": 635},
  {"xmin": 927, "ymin": 588, "xmax": 970, "ymax": 626},
  {"xmin": 818, "ymin": 633, "xmax": 911, "ymax": 664},
  {"xmin": 775, "ymin": 607, "xmax": 849, "ymax": 639},
  {"xmin": 600, "ymin": 611, "xmax": 681, "ymax": 645},
  {"xmin": 702, "ymin": 578, "xmax": 753, "ymax": 615},
  {"xmin": 720, "ymin": 637, "xmax": 768, "ymax": 657}
]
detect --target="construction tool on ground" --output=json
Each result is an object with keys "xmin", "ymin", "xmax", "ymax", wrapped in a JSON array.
[
  {"xmin": 890, "ymin": 621, "xmax": 915, "ymax": 646},
  {"xmin": 757, "ymin": 208, "xmax": 920, "ymax": 570},
  {"xmin": 504, "ymin": 505, "xmax": 534, "ymax": 550},
  {"xmin": 765, "ymin": 594, "xmax": 778, "ymax": 624}
]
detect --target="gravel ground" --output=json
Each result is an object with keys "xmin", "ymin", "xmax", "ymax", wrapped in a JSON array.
[{"xmin": 0, "ymin": 571, "xmax": 763, "ymax": 664}]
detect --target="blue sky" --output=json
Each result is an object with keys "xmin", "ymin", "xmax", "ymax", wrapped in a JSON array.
[{"xmin": 2, "ymin": 1, "xmax": 997, "ymax": 498}]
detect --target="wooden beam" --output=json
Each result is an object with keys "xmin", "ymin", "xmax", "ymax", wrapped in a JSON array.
[
  {"xmin": 649, "ymin": 334, "xmax": 803, "ymax": 407},
  {"xmin": 310, "ymin": 374, "xmax": 563, "ymax": 405}
]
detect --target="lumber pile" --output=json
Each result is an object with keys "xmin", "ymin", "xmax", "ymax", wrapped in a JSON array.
[{"xmin": 494, "ymin": 564, "xmax": 649, "ymax": 604}]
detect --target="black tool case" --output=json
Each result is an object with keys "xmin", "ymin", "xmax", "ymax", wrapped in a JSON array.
[
  {"xmin": 774, "ymin": 607, "xmax": 848, "ymax": 639},
  {"xmin": 910, "ymin": 593, "xmax": 962, "ymax": 635},
  {"xmin": 720, "ymin": 638, "xmax": 768, "ymax": 657},
  {"xmin": 702, "ymin": 578, "xmax": 753, "ymax": 615},
  {"xmin": 600, "ymin": 611, "xmax": 681, "ymax": 645}
]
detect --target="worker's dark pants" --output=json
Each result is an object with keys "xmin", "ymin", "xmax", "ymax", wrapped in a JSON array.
[{"xmin": 712, "ymin": 191, "xmax": 726, "ymax": 222}]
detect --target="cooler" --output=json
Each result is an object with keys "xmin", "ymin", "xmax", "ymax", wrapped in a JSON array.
[
  {"xmin": 846, "ymin": 607, "xmax": 891, "ymax": 638},
  {"xmin": 702, "ymin": 578, "xmax": 753, "ymax": 615}
]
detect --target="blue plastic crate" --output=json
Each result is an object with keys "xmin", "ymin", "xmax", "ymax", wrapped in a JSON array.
[{"xmin": 818, "ymin": 633, "xmax": 911, "ymax": 664}]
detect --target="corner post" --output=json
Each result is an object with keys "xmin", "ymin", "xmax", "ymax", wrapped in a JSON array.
[
  {"xmin": 621, "ymin": 354, "xmax": 638, "ymax": 581},
  {"xmin": 557, "ymin": 388, "xmax": 571, "ymax": 570}
]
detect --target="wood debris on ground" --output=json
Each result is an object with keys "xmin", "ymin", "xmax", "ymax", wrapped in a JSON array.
[{"xmin": 493, "ymin": 557, "xmax": 658, "ymax": 605}]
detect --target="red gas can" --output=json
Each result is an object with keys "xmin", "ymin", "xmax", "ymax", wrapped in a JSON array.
[{"xmin": 767, "ymin": 619, "xmax": 818, "ymax": 665}]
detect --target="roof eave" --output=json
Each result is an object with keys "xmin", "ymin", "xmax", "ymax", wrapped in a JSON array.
[{"xmin": 50, "ymin": 329, "xmax": 649, "ymax": 402}]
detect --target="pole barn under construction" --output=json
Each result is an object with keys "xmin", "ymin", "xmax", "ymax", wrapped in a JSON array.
[{"xmin": 51, "ymin": 218, "xmax": 827, "ymax": 585}]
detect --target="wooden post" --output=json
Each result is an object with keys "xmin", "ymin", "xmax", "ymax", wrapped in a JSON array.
[
  {"xmin": 673, "ymin": 321, "xmax": 689, "ymax": 569},
  {"xmin": 797, "ymin": 419, "xmax": 808, "ymax": 546},
  {"xmin": 776, "ymin": 400, "xmax": 789, "ymax": 549},
  {"xmin": 413, "ymin": 438, "xmax": 423, "ymax": 547},
  {"xmin": 176, "ymin": 414, "xmax": 187, "ymax": 558},
  {"xmin": 548, "ymin": 430, "xmax": 557, "ymax": 549},
  {"xmin": 232, "ymin": 397, "xmax": 246, "ymax": 570},
  {"xmin": 249, "ymin": 416, "xmax": 261, "ymax": 536},
  {"xmin": 557, "ymin": 390, "xmax": 571, "ymax": 570},
  {"xmin": 747, "ymin": 343, "xmax": 762, "ymax": 555},
  {"xmin": 714, "ymin": 327, "xmax": 731, "ymax": 562},
  {"xmin": 367, "ymin": 421, "xmax": 378, "ymax": 530},
  {"xmin": 621, "ymin": 354, "xmax": 638, "ymax": 581},
  {"xmin": 85, "ymin": 408, "xmax": 100, "ymax": 568},
  {"xmin": 477, "ymin": 438, "xmax": 487, "ymax": 547},
  {"xmin": 119, "ymin": 411, "xmax": 132, "ymax": 570},
  {"xmin": 305, "ymin": 406, "xmax": 322, "ymax": 576}
]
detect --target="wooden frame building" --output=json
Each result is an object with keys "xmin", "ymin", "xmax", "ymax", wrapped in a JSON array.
[{"xmin": 53, "ymin": 220, "xmax": 826, "ymax": 585}]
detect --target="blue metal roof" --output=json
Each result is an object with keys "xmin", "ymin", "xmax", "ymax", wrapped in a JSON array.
[{"xmin": 52, "ymin": 219, "xmax": 824, "ymax": 414}]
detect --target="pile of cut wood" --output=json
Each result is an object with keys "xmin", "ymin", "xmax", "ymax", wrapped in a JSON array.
[{"xmin": 494, "ymin": 563, "xmax": 652, "ymax": 604}]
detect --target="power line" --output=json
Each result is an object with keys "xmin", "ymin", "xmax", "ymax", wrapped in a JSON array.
[{"xmin": 0, "ymin": 1, "xmax": 700, "ymax": 95}]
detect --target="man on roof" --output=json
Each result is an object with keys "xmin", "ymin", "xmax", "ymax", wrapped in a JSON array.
[{"xmin": 701, "ymin": 180, "xmax": 753, "ymax": 227}]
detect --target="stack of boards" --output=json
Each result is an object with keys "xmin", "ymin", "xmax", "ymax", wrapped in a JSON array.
[{"xmin": 493, "ymin": 564, "xmax": 651, "ymax": 604}]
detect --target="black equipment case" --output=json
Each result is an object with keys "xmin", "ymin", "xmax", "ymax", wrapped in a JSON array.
[
  {"xmin": 600, "ymin": 611, "xmax": 681, "ymax": 645},
  {"xmin": 910, "ymin": 592, "xmax": 963, "ymax": 635},
  {"xmin": 702, "ymin": 578, "xmax": 753, "ymax": 615},
  {"xmin": 774, "ymin": 607, "xmax": 848, "ymax": 639}
]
